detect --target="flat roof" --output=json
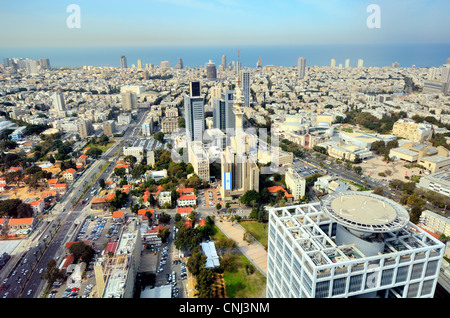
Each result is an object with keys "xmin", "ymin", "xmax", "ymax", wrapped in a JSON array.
[{"xmin": 323, "ymin": 192, "xmax": 410, "ymax": 233}]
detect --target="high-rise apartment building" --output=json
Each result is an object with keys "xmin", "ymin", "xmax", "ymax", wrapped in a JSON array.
[
  {"xmin": 206, "ymin": 60, "xmax": 217, "ymax": 81},
  {"xmin": 330, "ymin": 59, "xmax": 336, "ymax": 68},
  {"xmin": 357, "ymin": 59, "xmax": 364, "ymax": 68},
  {"xmin": 120, "ymin": 55, "xmax": 128, "ymax": 68},
  {"xmin": 266, "ymin": 191, "xmax": 445, "ymax": 298},
  {"xmin": 160, "ymin": 61, "xmax": 170, "ymax": 70},
  {"xmin": 297, "ymin": 57, "xmax": 306, "ymax": 80},
  {"xmin": 345, "ymin": 59, "xmax": 350, "ymax": 69},
  {"xmin": 137, "ymin": 59, "xmax": 143, "ymax": 69},
  {"xmin": 188, "ymin": 141, "xmax": 210, "ymax": 182},
  {"xmin": 39, "ymin": 58, "xmax": 51, "ymax": 69},
  {"xmin": 52, "ymin": 92, "xmax": 66, "ymax": 112},
  {"xmin": 78, "ymin": 118, "xmax": 94, "ymax": 139},
  {"xmin": 240, "ymin": 70, "xmax": 251, "ymax": 107},
  {"xmin": 103, "ymin": 120, "xmax": 116, "ymax": 136},
  {"xmin": 184, "ymin": 82, "xmax": 205, "ymax": 142},
  {"xmin": 121, "ymin": 91, "xmax": 138, "ymax": 111}
]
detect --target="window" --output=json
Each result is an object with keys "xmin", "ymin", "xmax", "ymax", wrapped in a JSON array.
[
  {"xmin": 349, "ymin": 274, "xmax": 363, "ymax": 293},
  {"xmin": 332, "ymin": 277, "xmax": 347, "ymax": 296}
]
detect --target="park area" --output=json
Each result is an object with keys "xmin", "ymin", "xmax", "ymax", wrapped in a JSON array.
[{"xmin": 211, "ymin": 224, "xmax": 267, "ymax": 298}]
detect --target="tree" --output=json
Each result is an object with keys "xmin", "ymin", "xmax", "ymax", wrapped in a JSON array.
[
  {"xmin": 86, "ymin": 147, "xmax": 103, "ymax": 159},
  {"xmin": 240, "ymin": 190, "xmax": 260, "ymax": 206},
  {"xmin": 216, "ymin": 203, "xmax": 222, "ymax": 210},
  {"xmin": 41, "ymin": 259, "xmax": 65, "ymax": 284},
  {"xmin": 187, "ymin": 247, "xmax": 206, "ymax": 276},
  {"xmin": 99, "ymin": 178, "xmax": 106, "ymax": 189},
  {"xmin": 114, "ymin": 167, "xmax": 127, "ymax": 178}
]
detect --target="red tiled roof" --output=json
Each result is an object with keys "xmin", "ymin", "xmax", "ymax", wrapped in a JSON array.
[
  {"xmin": 179, "ymin": 195, "xmax": 196, "ymax": 201},
  {"xmin": 177, "ymin": 207, "xmax": 192, "ymax": 214},
  {"xmin": 8, "ymin": 218, "xmax": 34, "ymax": 225},
  {"xmin": 112, "ymin": 210, "xmax": 124, "ymax": 218},
  {"xmin": 177, "ymin": 188, "xmax": 194, "ymax": 194}
]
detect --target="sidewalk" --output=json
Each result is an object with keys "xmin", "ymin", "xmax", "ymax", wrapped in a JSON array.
[{"xmin": 215, "ymin": 220, "xmax": 267, "ymax": 277}]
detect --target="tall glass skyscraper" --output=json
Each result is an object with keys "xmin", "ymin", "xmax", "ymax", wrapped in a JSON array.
[
  {"xmin": 120, "ymin": 55, "xmax": 127, "ymax": 68},
  {"xmin": 184, "ymin": 81, "xmax": 205, "ymax": 142},
  {"xmin": 297, "ymin": 57, "xmax": 306, "ymax": 80}
]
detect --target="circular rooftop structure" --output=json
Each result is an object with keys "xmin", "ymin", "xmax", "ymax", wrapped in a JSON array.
[{"xmin": 322, "ymin": 191, "xmax": 410, "ymax": 233}]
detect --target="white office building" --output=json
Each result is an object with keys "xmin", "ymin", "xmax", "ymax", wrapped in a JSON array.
[{"xmin": 266, "ymin": 191, "xmax": 445, "ymax": 298}]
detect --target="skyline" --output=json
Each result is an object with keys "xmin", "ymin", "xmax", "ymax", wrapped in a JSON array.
[{"xmin": 1, "ymin": 0, "xmax": 449, "ymax": 48}]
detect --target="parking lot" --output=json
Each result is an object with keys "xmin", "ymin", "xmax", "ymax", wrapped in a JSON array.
[
  {"xmin": 198, "ymin": 187, "xmax": 222, "ymax": 209},
  {"xmin": 47, "ymin": 215, "xmax": 122, "ymax": 298}
]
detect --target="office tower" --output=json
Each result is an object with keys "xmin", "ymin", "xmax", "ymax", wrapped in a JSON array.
[
  {"xmin": 330, "ymin": 59, "xmax": 336, "ymax": 68},
  {"xmin": 78, "ymin": 119, "xmax": 94, "ymax": 138},
  {"xmin": 297, "ymin": 57, "xmax": 306, "ymax": 80},
  {"xmin": 266, "ymin": 191, "xmax": 445, "ymax": 298},
  {"xmin": 220, "ymin": 77, "xmax": 260, "ymax": 202},
  {"xmin": 206, "ymin": 60, "xmax": 217, "ymax": 81},
  {"xmin": 160, "ymin": 61, "xmax": 170, "ymax": 70},
  {"xmin": 345, "ymin": 59, "xmax": 350, "ymax": 69},
  {"xmin": 428, "ymin": 68, "xmax": 437, "ymax": 80},
  {"xmin": 52, "ymin": 92, "xmax": 66, "ymax": 112},
  {"xmin": 120, "ymin": 55, "xmax": 128, "ymax": 68},
  {"xmin": 39, "ymin": 58, "xmax": 51, "ymax": 69},
  {"xmin": 137, "ymin": 59, "xmax": 143, "ymax": 69},
  {"xmin": 392, "ymin": 62, "xmax": 400, "ymax": 68},
  {"xmin": 103, "ymin": 120, "xmax": 116, "ymax": 136},
  {"xmin": 184, "ymin": 81, "xmax": 205, "ymax": 142},
  {"xmin": 213, "ymin": 90, "xmax": 235, "ymax": 131},
  {"xmin": 447, "ymin": 58, "xmax": 450, "ymax": 65},
  {"xmin": 175, "ymin": 58, "xmax": 184, "ymax": 70},
  {"xmin": 222, "ymin": 55, "xmax": 227, "ymax": 70},
  {"xmin": 357, "ymin": 59, "xmax": 364, "ymax": 68},
  {"xmin": 240, "ymin": 70, "xmax": 251, "ymax": 107},
  {"xmin": 121, "ymin": 91, "xmax": 137, "ymax": 111}
]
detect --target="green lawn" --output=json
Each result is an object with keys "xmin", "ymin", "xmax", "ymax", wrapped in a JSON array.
[
  {"xmin": 239, "ymin": 221, "xmax": 269, "ymax": 249},
  {"xmin": 212, "ymin": 224, "xmax": 266, "ymax": 298},
  {"xmin": 84, "ymin": 140, "xmax": 116, "ymax": 153},
  {"xmin": 222, "ymin": 254, "xmax": 266, "ymax": 298}
]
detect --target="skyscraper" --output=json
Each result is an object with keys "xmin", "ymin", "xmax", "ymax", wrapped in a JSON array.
[
  {"xmin": 52, "ymin": 92, "xmax": 66, "ymax": 112},
  {"xmin": 222, "ymin": 55, "xmax": 227, "ymax": 70},
  {"xmin": 120, "ymin": 55, "xmax": 128, "ymax": 68},
  {"xmin": 266, "ymin": 191, "xmax": 444, "ymax": 298},
  {"xmin": 78, "ymin": 118, "xmax": 94, "ymax": 139},
  {"xmin": 39, "ymin": 58, "xmax": 51, "ymax": 69},
  {"xmin": 330, "ymin": 59, "xmax": 336, "ymax": 68},
  {"xmin": 121, "ymin": 91, "xmax": 137, "ymax": 111},
  {"xmin": 206, "ymin": 60, "xmax": 217, "ymax": 81},
  {"xmin": 220, "ymin": 76, "xmax": 260, "ymax": 202},
  {"xmin": 345, "ymin": 59, "xmax": 350, "ymax": 69},
  {"xmin": 256, "ymin": 57, "xmax": 262, "ymax": 68},
  {"xmin": 137, "ymin": 59, "xmax": 143, "ymax": 69},
  {"xmin": 213, "ymin": 90, "xmax": 235, "ymax": 131},
  {"xmin": 447, "ymin": 58, "xmax": 450, "ymax": 65},
  {"xmin": 240, "ymin": 70, "xmax": 251, "ymax": 107},
  {"xmin": 184, "ymin": 81, "xmax": 205, "ymax": 142},
  {"xmin": 357, "ymin": 59, "xmax": 364, "ymax": 68},
  {"xmin": 175, "ymin": 58, "xmax": 184, "ymax": 70},
  {"xmin": 297, "ymin": 57, "xmax": 306, "ymax": 80}
]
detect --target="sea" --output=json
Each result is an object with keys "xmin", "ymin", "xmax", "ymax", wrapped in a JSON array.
[{"xmin": 1, "ymin": 43, "xmax": 449, "ymax": 69}]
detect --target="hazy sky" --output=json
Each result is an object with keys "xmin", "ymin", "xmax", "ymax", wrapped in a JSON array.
[{"xmin": 1, "ymin": 0, "xmax": 449, "ymax": 47}]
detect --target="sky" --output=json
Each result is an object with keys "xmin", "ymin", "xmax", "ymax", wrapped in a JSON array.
[{"xmin": 0, "ymin": 0, "xmax": 449, "ymax": 47}]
